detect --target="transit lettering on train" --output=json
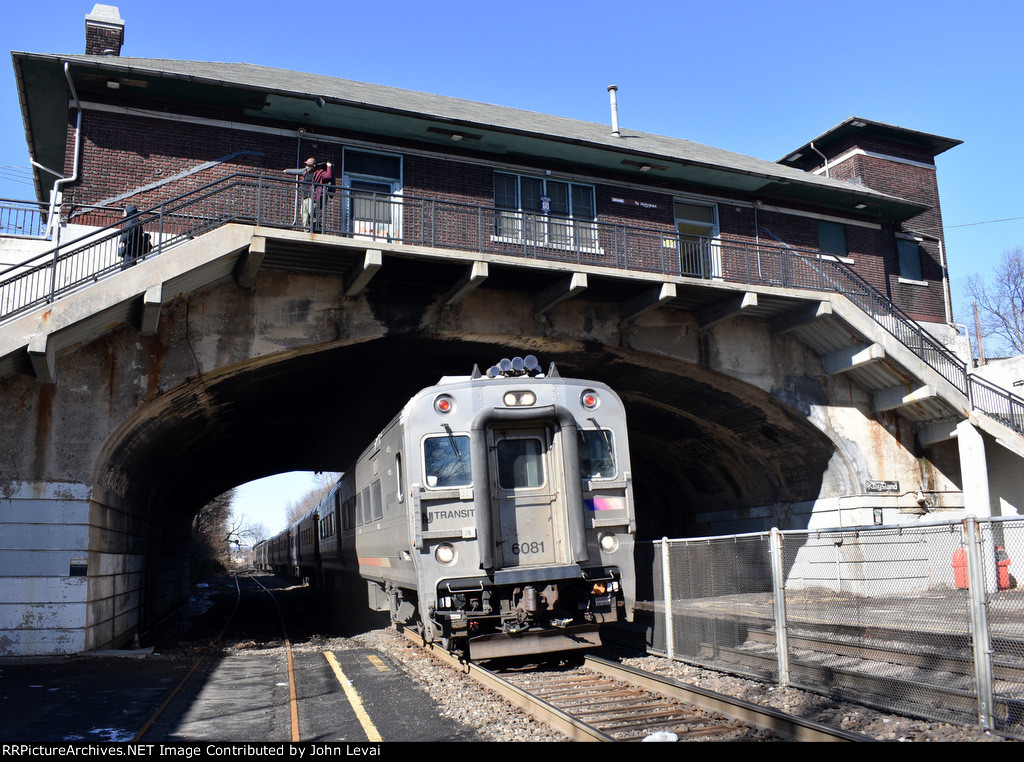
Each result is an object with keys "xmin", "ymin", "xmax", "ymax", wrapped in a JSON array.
[
  {"xmin": 254, "ymin": 356, "xmax": 636, "ymax": 661},
  {"xmin": 423, "ymin": 508, "xmax": 475, "ymax": 523}
]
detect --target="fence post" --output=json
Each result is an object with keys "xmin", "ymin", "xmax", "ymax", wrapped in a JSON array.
[
  {"xmin": 49, "ymin": 219, "xmax": 61, "ymax": 302},
  {"xmin": 661, "ymin": 537, "xmax": 674, "ymax": 661},
  {"xmin": 770, "ymin": 527, "xmax": 790, "ymax": 687},
  {"xmin": 965, "ymin": 518, "xmax": 995, "ymax": 730}
]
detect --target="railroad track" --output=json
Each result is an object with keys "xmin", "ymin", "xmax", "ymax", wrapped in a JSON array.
[
  {"xmin": 397, "ymin": 627, "xmax": 872, "ymax": 742},
  {"xmin": 134, "ymin": 572, "xmax": 303, "ymax": 742}
]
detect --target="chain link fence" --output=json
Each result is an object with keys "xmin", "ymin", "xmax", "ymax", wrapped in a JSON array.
[{"xmin": 637, "ymin": 517, "xmax": 1024, "ymax": 738}]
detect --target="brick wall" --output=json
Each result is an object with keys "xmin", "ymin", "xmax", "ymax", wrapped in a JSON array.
[{"xmin": 60, "ymin": 104, "xmax": 948, "ymax": 320}]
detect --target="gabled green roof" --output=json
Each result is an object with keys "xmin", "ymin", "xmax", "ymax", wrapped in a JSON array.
[{"xmin": 13, "ymin": 52, "xmax": 931, "ymax": 222}]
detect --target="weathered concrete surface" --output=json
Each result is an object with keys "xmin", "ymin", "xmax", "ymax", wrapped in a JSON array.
[{"xmin": 0, "ymin": 228, "xmax": 1020, "ymax": 655}]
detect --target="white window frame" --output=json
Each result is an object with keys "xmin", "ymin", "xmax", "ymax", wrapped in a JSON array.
[
  {"xmin": 492, "ymin": 172, "xmax": 600, "ymax": 253},
  {"xmin": 342, "ymin": 148, "xmax": 403, "ymax": 241},
  {"xmin": 668, "ymin": 198, "xmax": 721, "ymax": 278}
]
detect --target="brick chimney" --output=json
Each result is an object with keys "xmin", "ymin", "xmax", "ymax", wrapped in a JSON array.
[{"xmin": 85, "ymin": 5, "xmax": 124, "ymax": 56}]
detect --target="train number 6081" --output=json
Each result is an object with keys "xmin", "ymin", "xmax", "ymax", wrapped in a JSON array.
[{"xmin": 512, "ymin": 541, "xmax": 545, "ymax": 555}]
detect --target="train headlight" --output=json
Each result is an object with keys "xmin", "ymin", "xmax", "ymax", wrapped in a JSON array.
[
  {"xmin": 434, "ymin": 543, "xmax": 457, "ymax": 565},
  {"xmin": 598, "ymin": 532, "xmax": 619, "ymax": 553},
  {"xmin": 581, "ymin": 390, "xmax": 600, "ymax": 410},
  {"xmin": 434, "ymin": 394, "xmax": 455, "ymax": 414},
  {"xmin": 502, "ymin": 390, "xmax": 536, "ymax": 406}
]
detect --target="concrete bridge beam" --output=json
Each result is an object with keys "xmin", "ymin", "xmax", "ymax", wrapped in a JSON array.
[
  {"xmin": 621, "ymin": 283, "xmax": 676, "ymax": 322},
  {"xmin": 698, "ymin": 291, "xmax": 758, "ymax": 331},
  {"xmin": 536, "ymin": 272, "xmax": 587, "ymax": 314},
  {"xmin": 823, "ymin": 342, "xmax": 886, "ymax": 375}
]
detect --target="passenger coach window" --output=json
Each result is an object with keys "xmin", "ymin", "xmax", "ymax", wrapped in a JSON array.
[
  {"xmin": 424, "ymin": 435, "xmax": 472, "ymax": 487},
  {"xmin": 579, "ymin": 429, "xmax": 616, "ymax": 479},
  {"xmin": 496, "ymin": 438, "xmax": 545, "ymax": 489},
  {"xmin": 371, "ymin": 481, "xmax": 383, "ymax": 521}
]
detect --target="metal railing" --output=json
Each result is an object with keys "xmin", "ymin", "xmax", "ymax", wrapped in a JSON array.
[
  {"xmin": 969, "ymin": 373, "xmax": 1024, "ymax": 436},
  {"xmin": 642, "ymin": 517, "xmax": 1024, "ymax": 738},
  {"xmin": 2, "ymin": 172, "xmax": 1020, "ymax": 436},
  {"xmin": 0, "ymin": 198, "xmax": 47, "ymax": 238}
]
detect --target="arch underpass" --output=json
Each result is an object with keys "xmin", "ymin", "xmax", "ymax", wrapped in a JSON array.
[{"xmin": 95, "ymin": 334, "xmax": 841, "ymax": 540}]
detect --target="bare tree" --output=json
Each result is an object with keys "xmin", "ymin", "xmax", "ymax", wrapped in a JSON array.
[
  {"xmin": 284, "ymin": 473, "xmax": 340, "ymax": 525},
  {"xmin": 964, "ymin": 247, "xmax": 1024, "ymax": 359},
  {"xmin": 191, "ymin": 488, "xmax": 236, "ymax": 576}
]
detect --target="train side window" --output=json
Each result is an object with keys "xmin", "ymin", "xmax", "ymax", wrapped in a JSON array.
[
  {"xmin": 371, "ymin": 480, "xmax": 383, "ymax": 521},
  {"xmin": 395, "ymin": 453, "xmax": 404, "ymax": 504},
  {"xmin": 579, "ymin": 429, "xmax": 616, "ymax": 479},
  {"xmin": 423, "ymin": 434, "xmax": 472, "ymax": 487},
  {"xmin": 343, "ymin": 497, "xmax": 354, "ymax": 530},
  {"xmin": 496, "ymin": 437, "xmax": 545, "ymax": 489},
  {"xmin": 360, "ymin": 488, "xmax": 370, "ymax": 525}
]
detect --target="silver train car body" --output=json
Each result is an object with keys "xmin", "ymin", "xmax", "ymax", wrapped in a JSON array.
[{"xmin": 258, "ymin": 359, "xmax": 636, "ymax": 660}]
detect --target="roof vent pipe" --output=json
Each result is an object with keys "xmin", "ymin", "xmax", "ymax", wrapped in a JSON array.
[{"xmin": 608, "ymin": 85, "xmax": 620, "ymax": 137}]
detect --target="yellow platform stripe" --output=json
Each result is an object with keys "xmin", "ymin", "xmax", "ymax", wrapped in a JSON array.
[{"xmin": 324, "ymin": 651, "xmax": 383, "ymax": 742}]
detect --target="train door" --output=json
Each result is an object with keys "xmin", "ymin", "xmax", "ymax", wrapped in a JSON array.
[{"xmin": 487, "ymin": 425, "xmax": 568, "ymax": 568}]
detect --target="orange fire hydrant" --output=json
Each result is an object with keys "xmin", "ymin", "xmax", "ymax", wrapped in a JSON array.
[
  {"xmin": 952, "ymin": 547, "xmax": 968, "ymax": 589},
  {"xmin": 996, "ymin": 546, "xmax": 1013, "ymax": 590}
]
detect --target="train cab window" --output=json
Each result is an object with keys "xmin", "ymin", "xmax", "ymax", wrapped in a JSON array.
[
  {"xmin": 496, "ymin": 437, "xmax": 545, "ymax": 490},
  {"xmin": 424, "ymin": 434, "xmax": 472, "ymax": 487},
  {"xmin": 578, "ymin": 429, "xmax": 616, "ymax": 479}
]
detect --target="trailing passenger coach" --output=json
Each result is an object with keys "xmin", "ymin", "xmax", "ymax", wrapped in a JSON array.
[{"xmin": 256, "ymin": 357, "xmax": 636, "ymax": 659}]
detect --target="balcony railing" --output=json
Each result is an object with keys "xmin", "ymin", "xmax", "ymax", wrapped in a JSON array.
[
  {"xmin": 1, "ymin": 172, "xmax": 1019, "ymax": 436},
  {"xmin": 0, "ymin": 198, "xmax": 47, "ymax": 238}
]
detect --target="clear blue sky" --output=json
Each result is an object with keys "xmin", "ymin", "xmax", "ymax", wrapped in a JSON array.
[{"xmin": 3, "ymin": 0, "xmax": 1022, "ymax": 533}]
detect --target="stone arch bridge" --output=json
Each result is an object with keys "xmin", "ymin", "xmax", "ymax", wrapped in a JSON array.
[{"xmin": 1, "ymin": 222, "xmax": 1022, "ymax": 655}]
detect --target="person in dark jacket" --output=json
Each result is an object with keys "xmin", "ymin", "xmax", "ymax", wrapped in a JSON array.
[
  {"xmin": 283, "ymin": 158, "xmax": 334, "ymax": 231},
  {"xmin": 117, "ymin": 204, "xmax": 147, "ymax": 269}
]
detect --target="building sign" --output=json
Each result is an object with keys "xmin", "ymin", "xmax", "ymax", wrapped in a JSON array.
[
  {"xmin": 865, "ymin": 480, "xmax": 899, "ymax": 493},
  {"xmin": 611, "ymin": 197, "xmax": 659, "ymax": 210}
]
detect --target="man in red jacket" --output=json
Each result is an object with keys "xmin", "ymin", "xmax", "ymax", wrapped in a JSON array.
[{"xmin": 284, "ymin": 157, "xmax": 334, "ymax": 231}]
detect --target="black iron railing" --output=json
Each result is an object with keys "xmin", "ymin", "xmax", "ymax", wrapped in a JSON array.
[{"xmin": 1, "ymin": 172, "xmax": 1020, "ymax": 435}]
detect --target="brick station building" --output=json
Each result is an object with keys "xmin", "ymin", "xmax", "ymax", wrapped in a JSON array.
[{"xmin": 13, "ymin": 5, "xmax": 962, "ymax": 349}]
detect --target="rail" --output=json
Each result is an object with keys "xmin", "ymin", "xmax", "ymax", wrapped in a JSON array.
[
  {"xmin": 0, "ymin": 197, "xmax": 47, "ymax": 238},
  {"xmin": 1, "ymin": 173, "xmax": 1020, "ymax": 436}
]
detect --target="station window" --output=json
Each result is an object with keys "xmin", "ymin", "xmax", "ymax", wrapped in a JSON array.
[
  {"xmin": 424, "ymin": 434, "xmax": 472, "ymax": 487},
  {"xmin": 897, "ymin": 237, "xmax": 924, "ymax": 281},
  {"xmin": 494, "ymin": 172, "xmax": 597, "ymax": 249},
  {"xmin": 343, "ymin": 149, "xmax": 402, "ymax": 237},
  {"xmin": 578, "ymin": 429, "xmax": 616, "ymax": 479},
  {"xmin": 817, "ymin": 220, "xmax": 848, "ymax": 258}
]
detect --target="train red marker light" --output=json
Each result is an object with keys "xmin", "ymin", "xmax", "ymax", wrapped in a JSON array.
[
  {"xmin": 581, "ymin": 390, "xmax": 600, "ymax": 409},
  {"xmin": 434, "ymin": 394, "xmax": 455, "ymax": 414}
]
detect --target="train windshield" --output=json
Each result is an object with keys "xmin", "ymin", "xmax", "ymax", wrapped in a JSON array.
[
  {"xmin": 424, "ymin": 434, "xmax": 472, "ymax": 487},
  {"xmin": 578, "ymin": 429, "xmax": 616, "ymax": 479},
  {"xmin": 495, "ymin": 437, "xmax": 546, "ymax": 489}
]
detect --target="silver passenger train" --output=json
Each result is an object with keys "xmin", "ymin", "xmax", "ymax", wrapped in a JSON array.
[{"xmin": 254, "ymin": 357, "xmax": 636, "ymax": 659}]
